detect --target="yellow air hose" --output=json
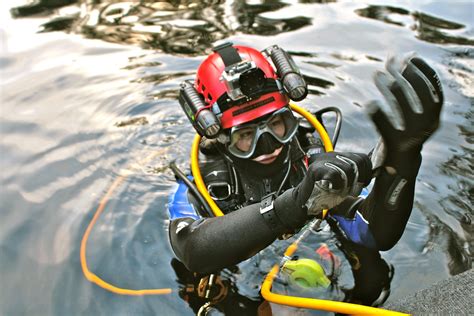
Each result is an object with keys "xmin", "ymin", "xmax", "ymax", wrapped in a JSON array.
[{"xmin": 191, "ymin": 102, "xmax": 408, "ymax": 315}]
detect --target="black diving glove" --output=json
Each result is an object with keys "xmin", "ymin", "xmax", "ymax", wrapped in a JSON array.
[
  {"xmin": 368, "ymin": 55, "xmax": 443, "ymax": 173},
  {"xmin": 274, "ymin": 152, "xmax": 372, "ymax": 229}
]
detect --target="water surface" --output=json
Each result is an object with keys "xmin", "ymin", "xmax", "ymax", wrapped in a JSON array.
[{"xmin": 1, "ymin": 0, "xmax": 473, "ymax": 315}]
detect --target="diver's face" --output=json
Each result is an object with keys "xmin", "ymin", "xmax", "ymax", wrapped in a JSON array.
[
  {"xmin": 234, "ymin": 114, "xmax": 286, "ymax": 152},
  {"xmin": 234, "ymin": 115, "xmax": 286, "ymax": 164},
  {"xmin": 227, "ymin": 107, "xmax": 298, "ymax": 161}
]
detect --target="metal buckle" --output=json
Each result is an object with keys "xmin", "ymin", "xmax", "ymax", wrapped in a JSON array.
[
  {"xmin": 197, "ymin": 274, "xmax": 228, "ymax": 304},
  {"xmin": 260, "ymin": 193, "xmax": 276, "ymax": 214}
]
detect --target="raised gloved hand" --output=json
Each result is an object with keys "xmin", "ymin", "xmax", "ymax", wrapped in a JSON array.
[
  {"xmin": 296, "ymin": 152, "xmax": 372, "ymax": 215},
  {"xmin": 368, "ymin": 55, "xmax": 443, "ymax": 170}
]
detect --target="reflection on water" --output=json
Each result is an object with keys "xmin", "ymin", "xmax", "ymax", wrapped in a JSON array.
[
  {"xmin": 303, "ymin": 73, "xmax": 334, "ymax": 96},
  {"xmin": 2, "ymin": 0, "xmax": 474, "ymax": 315},
  {"xmin": 115, "ymin": 116, "xmax": 149, "ymax": 127},
  {"xmin": 11, "ymin": 0, "xmax": 312, "ymax": 55},
  {"xmin": 437, "ymin": 144, "xmax": 474, "ymax": 270},
  {"xmin": 419, "ymin": 201, "xmax": 472, "ymax": 276},
  {"xmin": 356, "ymin": 5, "xmax": 474, "ymax": 46},
  {"xmin": 11, "ymin": 1, "xmax": 474, "ymax": 55},
  {"xmin": 10, "ymin": 0, "xmax": 77, "ymax": 17}
]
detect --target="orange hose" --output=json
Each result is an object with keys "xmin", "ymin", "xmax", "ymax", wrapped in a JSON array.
[{"xmin": 80, "ymin": 153, "xmax": 172, "ymax": 295}]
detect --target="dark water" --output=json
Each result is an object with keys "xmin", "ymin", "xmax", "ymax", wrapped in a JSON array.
[{"xmin": 1, "ymin": 0, "xmax": 472, "ymax": 315}]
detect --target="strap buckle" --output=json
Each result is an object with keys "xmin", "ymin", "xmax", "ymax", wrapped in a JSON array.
[
  {"xmin": 260, "ymin": 193, "xmax": 285, "ymax": 234},
  {"xmin": 260, "ymin": 193, "xmax": 275, "ymax": 214},
  {"xmin": 212, "ymin": 41, "xmax": 233, "ymax": 52},
  {"xmin": 207, "ymin": 182, "xmax": 232, "ymax": 201}
]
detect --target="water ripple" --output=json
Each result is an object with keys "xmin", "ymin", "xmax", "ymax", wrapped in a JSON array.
[{"xmin": 2, "ymin": 1, "xmax": 473, "ymax": 314}]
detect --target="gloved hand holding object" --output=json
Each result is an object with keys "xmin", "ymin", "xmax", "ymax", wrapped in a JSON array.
[
  {"xmin": 303, "ymin": 152, "xmax": 373, "ymax": 215},
  {"xmin": 274, "ymin": 152, "xmax": 372, "ymax": 228}
]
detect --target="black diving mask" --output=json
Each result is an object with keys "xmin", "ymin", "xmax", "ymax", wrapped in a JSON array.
[{"xmin": 227, "ymin": 107, "xmax": 298, "ymax": 159}]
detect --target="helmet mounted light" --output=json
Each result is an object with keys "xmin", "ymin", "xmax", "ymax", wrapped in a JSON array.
[
  {"xmin": 179, "ymin": 80, "xmax": 221, "ymax": 138},
  {"xmin": 265, "ymin": 45, "xmax": 308, "ymax": 101}
]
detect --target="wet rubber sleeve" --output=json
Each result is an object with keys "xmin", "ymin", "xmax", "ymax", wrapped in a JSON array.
[
  {"xmin": 169, "ymin": 193, "xmax": 307, "ymax": 274},
  {"xmin": 330, "ymin": 153, "xmax": 421, "ymax": 251},
  {"xmin": 359, "ymin": 153, "xmax": 421, "ymax": 250}
]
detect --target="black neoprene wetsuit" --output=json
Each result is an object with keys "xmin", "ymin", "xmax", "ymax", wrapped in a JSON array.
[
  {"xmin": 169, "ymin": 127, "xmax": 420, "ymax": 273},
  {"xmin": 166, "ymin": 125, "xmax": 420, "ymax": 315}
]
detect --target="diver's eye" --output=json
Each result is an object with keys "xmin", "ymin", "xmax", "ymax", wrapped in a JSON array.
[
  {"xmin": 268, "ymin": 115, "xmax": 285, "ymax": 137},
  {"xmin": 239, "ymin": 130, "xmax": 254, "ymax": 140},
  {"xmin": 232, "ymin": 127, "xmax": 255, "ymax": 152}
]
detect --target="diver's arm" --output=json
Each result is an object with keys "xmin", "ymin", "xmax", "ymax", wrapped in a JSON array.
[
  {"xmin": 329, "ymin": 156, "xmax": 421, "ymax": 251},
  {"xmin": 359, "ymin": 153, "xmax": 421, "ymax": 250},
  {"xmin": 168, "ymin": 150, "xmax": 373, "ymax": 274},
  {"xmin": 169, "ymin": 151, "xmax": 373, "ymax": 274},
  {"xmin": 169, "ymin": 205, "xmax": 277, "ymax": 274},
  {"xmin": 169, "ymin": 192, "xmax": 310, "ymax": 274},
  {"xmin": 330, "ymin": 56, "xmax": 443, "ymax": 251}
]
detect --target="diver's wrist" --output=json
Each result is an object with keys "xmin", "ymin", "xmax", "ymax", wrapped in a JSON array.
[
  {"xmin": 384, "ymin": 150, "xmax": 422, "ymax": 178},
  {"xmin": 273, "ymin": 189, "xmax": 308, "ymax": 231},
  {"xmin": 260, "ymin": 193, "xmax": 286, "ymax": 234}
]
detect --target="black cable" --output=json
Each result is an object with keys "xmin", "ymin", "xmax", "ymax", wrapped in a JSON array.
[
  {"xmin": 313, "ymin": 107, "xmax": 342, "ymax": 148},
  {"xmin": 276, "ymin": 146, "xmax": 292, "ymax": 196},
  {"xmin": 169, "ymin": 161, "xmax": 214, "ymax": 218},
  {"xmin": 225, "ymin": 159, "xmax": 236, "ymax": 195}
]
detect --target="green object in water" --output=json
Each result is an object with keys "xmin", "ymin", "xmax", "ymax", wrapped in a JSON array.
[{"xmin": 282, "ymin": 258, "xmax": 331, "ymax": 289}]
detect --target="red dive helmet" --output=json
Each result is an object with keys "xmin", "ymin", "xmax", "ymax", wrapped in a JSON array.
[{"xmin": 178, "ymin": 42, "xmax": 307, "ymax": 138}]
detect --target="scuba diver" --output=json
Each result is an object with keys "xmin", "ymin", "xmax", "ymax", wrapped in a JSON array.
[{"xmin": 168, "ymin": 42, "xmax": 443, "ymax": 315}]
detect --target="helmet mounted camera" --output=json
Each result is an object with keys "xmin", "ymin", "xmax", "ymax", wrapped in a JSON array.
[{"xmin": 221, "ymin": 60, "xmax": 266, "ymax": 101}]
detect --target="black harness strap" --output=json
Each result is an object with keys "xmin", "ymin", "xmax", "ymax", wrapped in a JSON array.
[{"xmin": 213, "ymin": 42, "xmax": 242, "ymax": 67}]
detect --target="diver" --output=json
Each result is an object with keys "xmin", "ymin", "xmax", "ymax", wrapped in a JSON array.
[{"xmin": 167, "ymin": 42, "xmax": 443, "ymax": 315}]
